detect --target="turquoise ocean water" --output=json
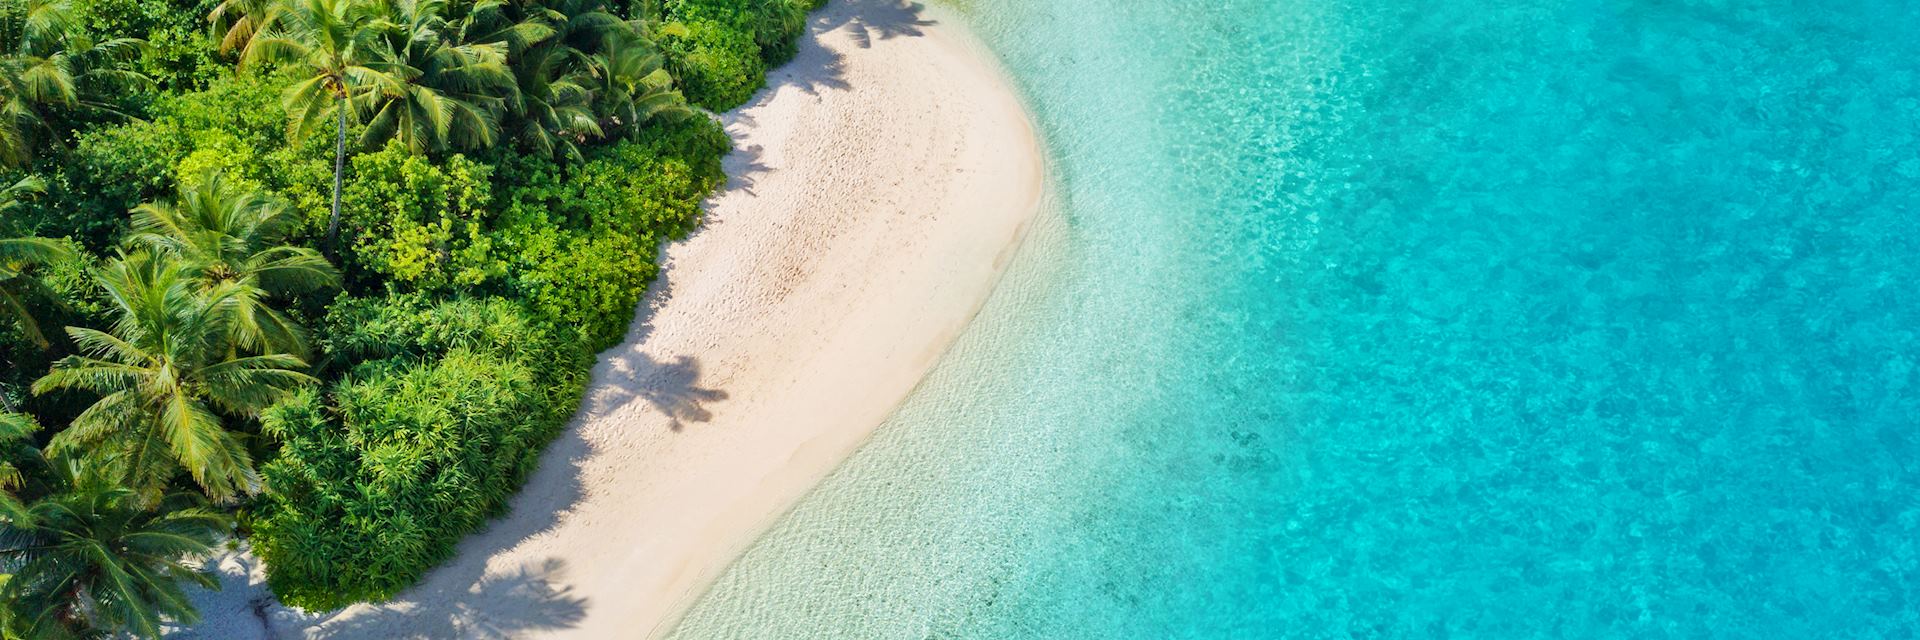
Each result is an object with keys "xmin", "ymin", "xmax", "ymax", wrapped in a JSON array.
[{"xmin": 671, "ymin": 0, "xmax": 1920, "ymax": 637}]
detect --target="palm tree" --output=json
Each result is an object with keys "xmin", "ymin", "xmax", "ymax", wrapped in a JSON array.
[
  {"xmin": 0, "ymin": 411, "xmax": 35, "ymax": 520},
  {"xmin": 0, "ymin": 0, "xmax": 147, "ymax": 166},
  {"xmin": 742, "ymin": 0, "xmax": 807, "ymax": 65},
  {"xmin": 0, "ymin": 458, "xmax": 229, "ymax": 639},
  {"xmin": 31, "ymin": 252, "xmax": 316, "ymax": 503},
  {"xmin": 125, "ymin": 170, "xmax": 339, "ymax": 358},
  {"xmin": 208, "ymin": 0, "xmax": 280, "ymax": 54},
  {"xmin": 356, "ymin": 0, "xmax": 517, "ymax": 153},
  {"xmin": 587, "ymin": 26, "xmax": 690, "ymax": 139},
  {"xmin": 493, "ymin": 4, "xmax": 684, "ymax": 160},
  {"xmin": 0, "ymin": 176, "xmax": 70, "ymax": 349},
  {"xmin": 442, "ymin": 0, "xmax": 556, "ymax": 53},
  {"xmin": 504, "ymin": 39, "xmax": 598, "ymax": 161},
  {"xmin": 241, "ymin": 0, "xmax": 390, "ymax": 249}
]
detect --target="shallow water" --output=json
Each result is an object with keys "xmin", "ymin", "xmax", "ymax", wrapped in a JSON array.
[{"xmin": 671, "ymin": 0, "xmax": 1920, "ymax": 637}]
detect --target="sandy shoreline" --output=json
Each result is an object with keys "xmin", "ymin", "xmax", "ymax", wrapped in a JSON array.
[{"xmin": 181, "ymin": 1, "xmax": 1044, "ymax": 638}]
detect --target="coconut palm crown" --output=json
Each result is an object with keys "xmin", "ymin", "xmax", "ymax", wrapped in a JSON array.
[
  {"xmin": 0, "ymin": 458, "xmax": 229, "ymax": 639},
  {"xmin": 125, "ymin": 170, "xmax": 340, "ymax": 358},
  {"xmin": 31, "ymin": 252, "xmax": 316, "ymax": 503}
]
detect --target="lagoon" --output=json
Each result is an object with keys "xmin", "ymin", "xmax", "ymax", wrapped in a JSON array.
[{"xmin": 674, "ymin": 0, "xmax": 1920, "ymax": 636}]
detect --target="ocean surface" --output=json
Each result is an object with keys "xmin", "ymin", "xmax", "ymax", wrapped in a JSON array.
[{"xmin": 670, "ymin": 0, "xmax": 1920, "ymax": 637}]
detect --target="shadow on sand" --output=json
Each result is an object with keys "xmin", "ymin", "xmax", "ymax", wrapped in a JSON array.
[{"xmin": 305, "ymin": 559, "xmax": 586, "ymax": 640}]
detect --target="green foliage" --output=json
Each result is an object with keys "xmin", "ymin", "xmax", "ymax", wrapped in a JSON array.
[
  {"xmin": 493, "ymin": 119, "xmax": 727, "ymax": 348},
  {"xmin": 0, "ymin": 0, "xmax": 149, "ymax": 166},
  {"xmin": 657, "ymin": 17, "xmax": 765, "ymax": 110},
  {"xmin": 59, "ymin": 73, "xmax": 327, "ymax": 248},
  {"xmin": 73, "ymin": 0, "xmax": 228, "ymax": 91},
  {"xmin": 252, "ymin": 295, "xmax": 584, "ymax": 610},
  {"xmin": 0, "ymin": 0, "xmax": 823, "ymax": 622},
  {"xmin": 0, "ymin": 177, "xmax": 75, "ymax": 348},
  {"xmin": 32, "ymin": 249, "xmax": 319, "ymax": 504},
  {"xmin": 0, "ymin": 235, "xmax": 101, "ymax": 417},
  {"xmin": 657, "ymin": 0, "xmax": 814, "ymax": 108},
  {"xmin": 337, "ymin": 144, "xmax": 497, "ymax": 293},
  {"xmin": 249, "ymin": 114, "xmax": 725, "ymax": 614},
  {"xmin": 0, "ymin": 458, "xmax": 231, "ymax": 639},
  {"xmin": 336, "ymin": 117, "xmax": 723, "ymax": 345},
  {"xmin": 0, "ymin": 412, "xmax": 37, "ymax": 519},
  {"xmin": 127, "ymin": 169, "xmax": 341, "ymax": 357},
  {"xmin": 350, "ymin": 0, "xmax": 516, "ymax": 154}
]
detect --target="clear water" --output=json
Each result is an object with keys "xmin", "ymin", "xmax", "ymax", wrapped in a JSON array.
[{"xmin": 671, "ymin": 0, "xmax": 1920, "ymax": 637}]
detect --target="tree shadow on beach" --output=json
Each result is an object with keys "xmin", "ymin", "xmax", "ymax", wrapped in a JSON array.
[
  {"xmin": 714, "ymin": 0, "xmax": 939, "ymax": 202},
  {"xmin": 814, "ymin": 0, "xmax": 936, "ymax": 49},
  {"xmin": 590, "ymin": 350, "xmax": 729, "ymax": 432},
  {"xmin": 304, "ymin": 558, "xmax": 587, "ymax": 640},
  {"xmin": 737, "ymin": 0, "xmax": 937, "ymax": 104},
  {"xmin": 717, "ymin": 142, "xmax": 771, "ymax": 196},
  {"xmin": 579, "ymin": 272, "xmax": 730, "ymax": 432}
]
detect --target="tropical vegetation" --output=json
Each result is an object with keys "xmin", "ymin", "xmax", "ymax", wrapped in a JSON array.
[{"xmin": 0, "ymin": 0, "xmax": 822, "ymax": 635}]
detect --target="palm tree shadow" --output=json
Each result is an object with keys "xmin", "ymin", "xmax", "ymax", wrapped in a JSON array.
[
  {"xmin": 714, "ymin": 0, "xmax": 939, "ymax": 201},
  {"xmin": 591, "ymin": 350, "xmax": 728, "ymax": 432},
  {"xmin": 742, "ymin": 0, "xmax": 938, "ymax": 101},
  {"xmin": 303, "ymin": 558, "xmax": 586, "ymax": 640},
  {"xmin": 718, "ymin": 142, "xmax": 771, "ymax": 196},
  {"xmin": 813, "ymin": 0, "xmax": 936, "ymax": 50}
]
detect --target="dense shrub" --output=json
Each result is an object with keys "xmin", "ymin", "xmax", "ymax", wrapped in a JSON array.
[
  {"xmin": 658, "ymin": 19, "xmax": 767, "ymax": 110},
  {"xmin": 494, "ymin": 120, "xmax": 729, "ymax": 348},
  {"xmin": 252, "ymin": 296, "xmax": 587, "ymax": 610},
  {"xmin": 251, "ymin": 117, "xmax": 726, "ymax": 605},
  {"xmin": 51, "ymin": 75, "xmax": 328, "ymax": 249},
  {"xmin": 657, "ymin": 0, "xmax": 823, "ymax": 109},
  {"xmin": 337, "ymin": 145, "xmax": 499, "ymax": 294},
  {"xmin": 73, "ymin": 0, "xmax": 228, "ymax": 92}
]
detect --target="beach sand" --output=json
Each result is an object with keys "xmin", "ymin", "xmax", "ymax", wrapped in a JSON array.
[{"xmin": 179, "ymin": 1, "xmax": 1044, "ymax": 637}]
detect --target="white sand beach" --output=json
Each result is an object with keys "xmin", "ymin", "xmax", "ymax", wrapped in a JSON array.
[{"xmin": 181, "ymin": 0, "xmax": 1044, "ymax": 638}]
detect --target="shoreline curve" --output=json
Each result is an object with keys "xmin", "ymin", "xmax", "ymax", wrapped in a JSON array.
[{"xmin": 182, "ymin": 1, "xmax": 1047, "ymax": 638}]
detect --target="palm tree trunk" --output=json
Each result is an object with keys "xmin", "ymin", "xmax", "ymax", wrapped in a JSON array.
[{"xmin": 326, "ymin": 97, "xmax": 347, "ymax": 251}]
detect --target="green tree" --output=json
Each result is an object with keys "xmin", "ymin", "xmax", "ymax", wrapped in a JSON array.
[
  {"xmin": 0, "ymin": 176, "xmax": 71, "ymax": 349},
  {"xmin": 0, "ymin": 458, "xmax": 229, "ymax": 639},
  {"xmin": 126, "ymin": 170, "xmax": 339, "ymax": 358},
  {"xmin": 501, "ymin": 35, "xmax": 598, "ymax": 161},
  {"xmin": 356, "ymin": 0, "xmax": 516, "ymax": 154},
  {"xmin": 241, "ymin": 0, "xmax": 389, "ymax": 249},
  {"xmin": 488, "ymin": 1, "xmax": 686, "ymax": 161},
  {"xmin": 0, "ymin": 0, "xmax": 147, "ymax": 166},
  {"xmin": 586, "ymin": 25, "xmax": 690, "ymax": 140},
  {"xmin": 208, "ymin": 0, "xmax": 279, "ymax": 54},
  {"xmin": 0, "ymin": 411, "xmax": 35, "ymax": 520},
  {"xmin": 31, "ymin": 252, "xmax": 315, "ymax": 503}
]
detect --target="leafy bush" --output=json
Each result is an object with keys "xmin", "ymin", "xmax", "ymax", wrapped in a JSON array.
[
  {"xmin": 249, "ymin": 116, "xmax": 728, "ymax": 611},
  {"xmin": 72, "ymin": 0, "xmax": 228, "ymax": 91},
  {"xmin": 54, "ymin": 74, "xmax": 327, "ymax": 249},
  {"xmin": 337, "ymin": 145, "xmax": 499, "ymax": 294},
  {"xmin": 252, "ymin": 296, "xmax": 586, "ymax": 610},
  {"xmin": 494, "ymin": 120, "xmax": 729, "ymax": 348},
  {"xmin": 670, "ymin": 0, "xmax": 817, "ymax": 64},
  {"xmin": 658, "ymin": 19, "xmax": 767, "ymax": 110}
]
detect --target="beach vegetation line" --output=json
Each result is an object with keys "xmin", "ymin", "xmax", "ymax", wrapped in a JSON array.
[{"xmin": 0, "ymin": 0, "xmax": 824, "ymax": 634}]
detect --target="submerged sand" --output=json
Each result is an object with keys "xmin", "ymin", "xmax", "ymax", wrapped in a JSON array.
[{"xmin": 181, "ymin": 1, "xmax": 1044, "ymax": 638}]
